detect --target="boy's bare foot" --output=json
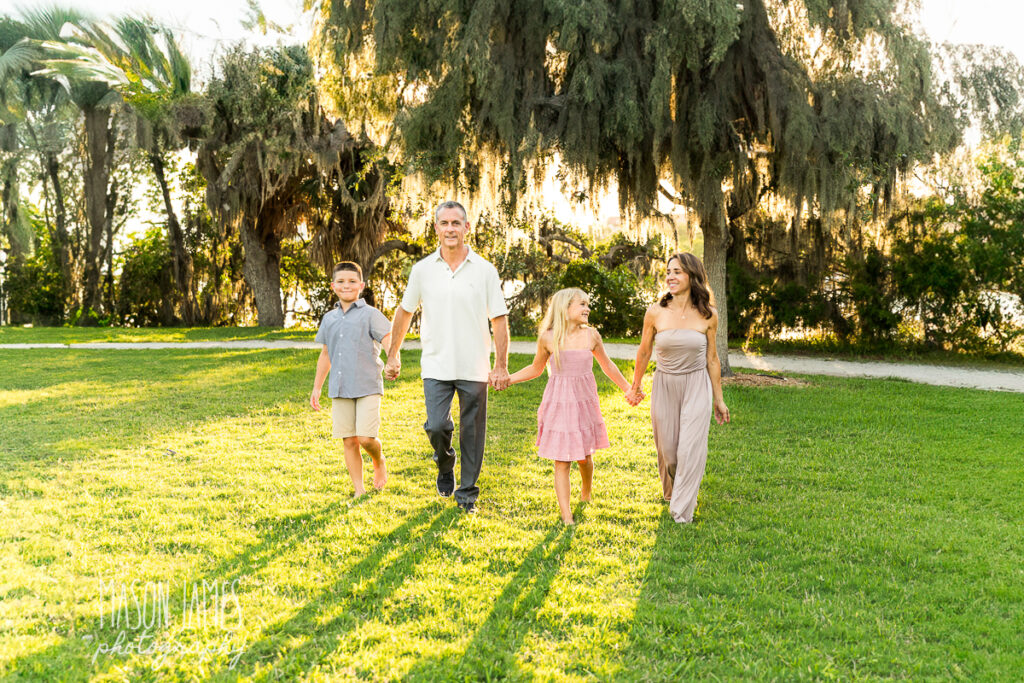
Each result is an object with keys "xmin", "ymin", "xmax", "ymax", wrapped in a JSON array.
[
  {"xmin": 561, "ymin": 515, "xmax": 575, "ymax": 525},
  {"xmin": 371, "ymin": 456, "xmax": 387, "ymax": 490},
  {"xmin": 353, "ymin": 486, "xmax": 367, "ymax": 497},
  {"xmin": 580, "ymin": 491, "xmax": 591, "ymax": 503}
]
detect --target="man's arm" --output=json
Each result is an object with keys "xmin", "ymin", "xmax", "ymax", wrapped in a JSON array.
[
  {"xmin": 384, "ymin": 306, "xmax": 413, "ymax": 380},
  {"xmin": 488, "ymin": 314, "xmax": 510, "ymax": 390}
]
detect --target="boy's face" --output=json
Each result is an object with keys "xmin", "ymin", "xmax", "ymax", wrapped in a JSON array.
[{"xmin": 331, "ymin": 270, "xmax": 363, "ymax": 304}]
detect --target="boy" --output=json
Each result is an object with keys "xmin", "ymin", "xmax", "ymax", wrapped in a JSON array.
[{"xmin": 311, "ymin": 262, "xmax": 392, "ymax": 496}]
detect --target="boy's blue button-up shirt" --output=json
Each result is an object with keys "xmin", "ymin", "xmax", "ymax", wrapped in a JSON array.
[{"xmin": 314, "ymin": 299, "xmax": 391, "ymax": 398}]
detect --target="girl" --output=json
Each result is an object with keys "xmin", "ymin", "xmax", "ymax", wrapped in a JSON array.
[{"xmin": 509, "ymin": 288, "xmax": 634, "ymax": 525}]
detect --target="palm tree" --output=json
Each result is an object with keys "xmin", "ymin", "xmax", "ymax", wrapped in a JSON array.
[
  {"xmin": 0, "ymin": 9, "xmax": 86, "ymax": 315},
  {"xmin": 28, "ymin": 8, "xmax": 127, "ymax": 322}
]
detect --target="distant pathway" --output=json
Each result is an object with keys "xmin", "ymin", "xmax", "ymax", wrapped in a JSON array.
[{"xmin": 3, "ymin": 340, "xmax": 1023, "ymax": 393}]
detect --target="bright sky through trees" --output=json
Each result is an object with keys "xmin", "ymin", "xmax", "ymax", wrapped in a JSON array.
[{"xmin": 1, "ymin": 1, "xmax": 1021, "ymax": 64}]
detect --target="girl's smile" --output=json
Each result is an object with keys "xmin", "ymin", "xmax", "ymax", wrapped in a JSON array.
[{"xmin": 567, "ymin": 297, "xmax": 590, "ymax": 325}]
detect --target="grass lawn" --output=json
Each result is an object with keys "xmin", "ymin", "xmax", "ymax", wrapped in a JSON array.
[
  {"xmin": 732, "ymin": 336, "xmax": 1024, "ymax": 370},
  {"xmin": 0, "ymin": 326, "xmax": 315, "ymax": 344},
  {"xmin": 1, "ymin": 345, "xmax": 1023, "ymax": 681}
]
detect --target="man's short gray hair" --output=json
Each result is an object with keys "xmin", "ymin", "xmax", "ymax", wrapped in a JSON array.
[{"xmin": 434, "ymin": 200, "xmax": 468, "ymax": 223}]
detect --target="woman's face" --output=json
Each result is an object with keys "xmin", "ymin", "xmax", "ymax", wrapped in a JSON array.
[
  {"xmin": 567, "ymin": 295, "xmax": 590, "ymax": 325},
  {"xmin": 665, "ymin": 259, "xmax": 690, "ymax": 295}
]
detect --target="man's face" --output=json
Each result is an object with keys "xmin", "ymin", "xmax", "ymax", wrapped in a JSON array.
[
  {"xmin": 331, "ymin": 270, "xmax": 363, "ymax": 303},
  {"xmin": 434, "ymin": 207, "xmax": 470, "ymax": 250}
]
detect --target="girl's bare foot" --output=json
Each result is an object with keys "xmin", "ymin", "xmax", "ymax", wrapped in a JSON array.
[
  {"xmin": 580, "ymin": 491, "xmax": 591, "ymax": 503},
  {"xmin": 561, "ymin": 515, "xmax": 575, "ymax": 525}
]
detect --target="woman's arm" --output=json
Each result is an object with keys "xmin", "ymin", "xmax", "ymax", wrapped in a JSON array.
[
  {"xmin": 508, "ymin": 335, "xmax": 552, "ymax": 384},
  {"xmin": 630, "ymin": 306, "xmax": 658, "ymax": 395},
  {"xmin": 591, "ymin": 328, "xmax": 631, "ymax": 393},
  {"xmin": 705, "ymin": 311, "xmax": 730, "ymax": 424}
]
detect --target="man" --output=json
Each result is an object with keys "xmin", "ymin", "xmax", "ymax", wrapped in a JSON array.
[{"xmin": 384, "ymin": 200, "xmax": 510, "ymax": 513}]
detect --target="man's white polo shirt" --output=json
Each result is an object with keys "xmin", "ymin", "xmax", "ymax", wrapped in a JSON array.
[{"xmin": 400, "ymin": 247, "xmax": 509, "ymax": 382}]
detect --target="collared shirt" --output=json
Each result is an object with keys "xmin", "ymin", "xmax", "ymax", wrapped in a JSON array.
[
  {"xmin": 315, "ymin": 298, "xmax": 391, "ymax": 398},
  {"xmin": 400, "ymin": 247, "xmax": 509, "ymax": 382}
]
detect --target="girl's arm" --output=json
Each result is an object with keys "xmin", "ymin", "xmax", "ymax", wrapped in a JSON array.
[
  {"xmin": 630, "ymin": 306, "xmax": 658, "ymax": 395},
  {"xmin": 310, "ymin": 345, "xmax": 331, "ymax": 411},
  {"xmin": 705, "ymin": 310, "xmax": 730, "ymax": 424},
  {"xmin": 591, "ymin": 328, "xmax": 631, "ymax": 393},
  {"xmin": 508, "ymin": 336, "xmax": 552, "ymax": 384}
]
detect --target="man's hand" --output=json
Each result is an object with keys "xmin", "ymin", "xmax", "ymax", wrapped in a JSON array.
[
  {"xmin": 310, "ymin": 389, "xmax": 322, "ymax": 411},
  {"xmin": 489, "ymin": 366, "xmax": 510, "ymax": 391},
  {"xmin": 384, "ymin": 355, "xmax": 401, "ymax": 381}
]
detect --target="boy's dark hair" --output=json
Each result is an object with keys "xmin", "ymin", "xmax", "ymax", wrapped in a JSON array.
[
  {"xmin": 331, "ymin": 261, "xmax": 375, "ymax": 306},
  {"xmin": 332, "ymin": 261, "xmax": 363, "ymax": 280}
]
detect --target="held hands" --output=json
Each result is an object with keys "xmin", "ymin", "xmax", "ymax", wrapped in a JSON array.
[
  {"xmin": 384, "ymin": 355, "xmax": 401, "ymax": 381},
  {"xmin": 714, "ymin": 398, "xmax": 730, "ymax": 425},
  {"xmin": 625, "ymin": 386, "xmax": 645, "ymax": 407},
  {"xmin": 489, "ymin": 366, "xmax": 511, "ymax": 391}
]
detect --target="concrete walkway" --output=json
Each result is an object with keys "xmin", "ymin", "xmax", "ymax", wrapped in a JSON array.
[{"xmin": 4, "ymin": 339, "xmax": 1023, "ymax": 393}]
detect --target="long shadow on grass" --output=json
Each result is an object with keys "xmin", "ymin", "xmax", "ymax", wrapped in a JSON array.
[
  {"xmin": 0, "ymin": 500, "xmax": 442, "ymax": 680},
  {"xmin": 195, "ymin": 503, "xmax": 461, "ymax": 679},
  {"xmin": 403, "ymin": 522, "xmax": 575, "ymax": 681},
  {"xmin": 615, "ymin": 508, "xmax": 704, "ymax": 680}
]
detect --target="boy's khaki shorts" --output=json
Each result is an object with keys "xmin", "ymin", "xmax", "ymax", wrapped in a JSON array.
[{"xmin": 331, "ymin": 394, "xmax": 382, "ymax": 439}]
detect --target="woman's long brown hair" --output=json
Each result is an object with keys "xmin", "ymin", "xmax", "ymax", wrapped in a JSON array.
[{"xmin": 658, "ymin": 253, "xmax": 714, "ymax": 319}]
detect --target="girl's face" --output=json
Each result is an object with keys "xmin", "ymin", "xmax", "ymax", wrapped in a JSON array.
[
  {"xmin": 567, "ymin": 295, "xmax": 590, "ymax": 325},
  {"xmin": 665, "ymin": 259, "xmax": 690, "ymax": 295}
]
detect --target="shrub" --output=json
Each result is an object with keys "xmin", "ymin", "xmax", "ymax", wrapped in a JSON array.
[
  {"xmin": 117, "ymin": 228, "xmax": 175, "ymax": 326},
  {"xmin": 5, "ymin": 250, "xmax": 64, "ymax": 325}
]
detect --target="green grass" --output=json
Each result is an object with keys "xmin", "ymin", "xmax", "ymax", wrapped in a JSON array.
[
  {"xmin": 733, "ymin": 335, "xmax": 1024, "ymax": 370},
  {"xmin": 0, "ymin": 326, "xmax": 315, "ymax": 344},
  {"xmin": 1, "ymin": 346, "xmax": 1023, "ymax": 680},
  {"xmin": 5, "ymin": 326, "xmax": 1023, "ymax": 373}
]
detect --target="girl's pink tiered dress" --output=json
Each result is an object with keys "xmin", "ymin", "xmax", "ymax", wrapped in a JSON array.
[{"xmin": 535, "ymin": 349, "xmax": 610, "ymax": 461}]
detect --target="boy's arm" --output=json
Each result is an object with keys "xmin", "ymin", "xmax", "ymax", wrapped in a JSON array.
[
  {"xmin": 384, "ymin": 307, "xmax": 413, "ymax": 380},
  {"xmin": 310, "ymin": 345, "xmax": 330, "ymax": 411}
]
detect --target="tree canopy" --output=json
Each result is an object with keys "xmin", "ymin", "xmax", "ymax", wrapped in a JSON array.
[{"xmin": 312, "ymin": 0, "xmax": 962, "ymax": 369}]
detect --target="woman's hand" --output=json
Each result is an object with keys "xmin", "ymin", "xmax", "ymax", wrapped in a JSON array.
[
  {"xmin": 713, "ymin": 398, "xmax": 730, "ymax": 424},
  {"xmin": 625, "ymin": 386, "xmax": 645, "ymax": 406}
]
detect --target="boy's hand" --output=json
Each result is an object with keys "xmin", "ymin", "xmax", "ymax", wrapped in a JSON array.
[
  {"xmin": 310, "ymin": 389, "xmax": 322, "ymax": 411},
  {"xmin": 384, "ymin": 355, "xmax": 401, "ymax": 381}
]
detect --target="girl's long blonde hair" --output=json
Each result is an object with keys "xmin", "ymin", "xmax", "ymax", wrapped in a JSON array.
[{"xmin": 538, "ymin": 287, "xmax": 589, "ymax": 369}]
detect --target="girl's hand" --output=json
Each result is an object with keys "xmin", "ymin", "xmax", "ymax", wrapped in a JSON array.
[
  {"xmin": 625, "ymin": 387, "xmax": 644, "ymax": 406},
  {"xmin": 714, "ymin": 399, "xmax": 730, "ymax": 424}
]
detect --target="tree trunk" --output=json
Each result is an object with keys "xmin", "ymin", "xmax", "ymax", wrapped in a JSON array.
[
  {"xmin": 700, "ymin": 192, "xmax": 733, "ymax": 377},
  {"xmin": 150, "ymin": 152, "xmax": 196, "ymax": 324},
  {"xmin": 240, "ymin": 220, "xmax": 284, "ymax": 327},
  {"xmin": 45, "ymin": 152, "xmax": 74, "ymax": 312},
  {"xmin": 81, "ymin": 105, "xmax": 113, "ymax": 322}
]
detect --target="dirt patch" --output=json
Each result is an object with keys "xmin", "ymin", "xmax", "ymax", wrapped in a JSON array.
[{"xmin": 724, "ymin": 372, "xmax": 810, "ymax": 388}]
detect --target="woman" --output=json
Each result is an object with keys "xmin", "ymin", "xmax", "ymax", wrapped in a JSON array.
[{"xmin": 628, "ymin": 253, "xmax": 730, "ymax": 523}]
